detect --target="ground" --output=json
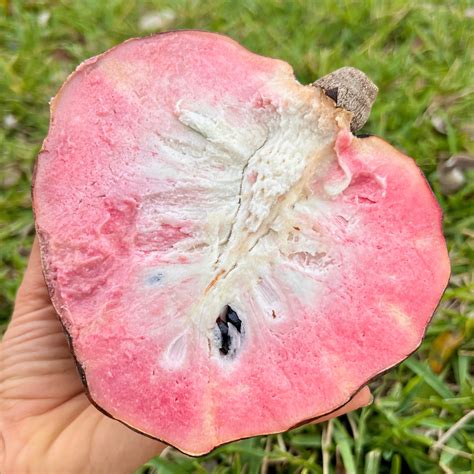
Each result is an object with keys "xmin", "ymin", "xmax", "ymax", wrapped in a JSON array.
[{"xmin": 0, "ymin": 0, "xmax": 472, "ymax": 472}]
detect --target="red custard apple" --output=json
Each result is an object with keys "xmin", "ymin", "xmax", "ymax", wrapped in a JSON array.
[{"xmin": 32, "ymin": 31, "xmax": 450, "ymax": 455}]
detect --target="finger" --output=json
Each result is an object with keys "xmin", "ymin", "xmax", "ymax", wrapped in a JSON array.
[
  {"xmin": 91, "ymin": 411, "xmax": 167, "ymax": 473},
  {"xmin": 13, "ymin": 236, "xmax": 52, "ymax": 318},
  {"xmin": 311, "ymin": 386, "xmax": 373, "ymax": 424}
]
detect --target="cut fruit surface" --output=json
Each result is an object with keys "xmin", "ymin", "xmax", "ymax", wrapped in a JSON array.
[{"xmin": 33, "ymin": 31, "xmax": 450, "ymax": 455}]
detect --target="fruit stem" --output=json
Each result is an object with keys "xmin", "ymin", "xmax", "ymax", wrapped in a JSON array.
[{"xmin": 313, "ymin": 67, "xmax": 378, "ymax": 132}]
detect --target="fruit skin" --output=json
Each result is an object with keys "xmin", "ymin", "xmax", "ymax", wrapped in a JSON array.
[{"xmin": 32, "ymin": 30, "xmax": 450, "ymax": 455}]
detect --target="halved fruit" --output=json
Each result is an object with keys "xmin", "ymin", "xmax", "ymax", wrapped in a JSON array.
[{"xmin": 33, "ymin": 31, "xmax": 450, "ymax": 455}]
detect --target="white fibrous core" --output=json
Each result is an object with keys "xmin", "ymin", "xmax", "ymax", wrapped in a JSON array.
[{"xmin": 136, "ymin": 76, "xmax": 350, "ymax": 364}]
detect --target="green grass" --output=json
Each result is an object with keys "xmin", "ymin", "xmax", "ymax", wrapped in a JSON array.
[{"xmin": 1, "ymin": 0, "xmax": 473, "ymax": 472}]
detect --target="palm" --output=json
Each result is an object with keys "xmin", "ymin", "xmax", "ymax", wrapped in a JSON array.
[{"xmin": 0, "ymin": 239, "xmax": 163, "ymax": 473}]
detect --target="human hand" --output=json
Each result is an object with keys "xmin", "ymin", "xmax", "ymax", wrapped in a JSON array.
[{"xmin": 0, "ymin": 237, "xmax": 372, "ymax": 473}]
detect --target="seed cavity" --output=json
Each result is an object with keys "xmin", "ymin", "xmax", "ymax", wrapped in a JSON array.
[
  {"xmin": 162, "ymin": 333, "xmax": 187, "ymax": 369},
  {"xmin": 215, "ymin": 305, "xmax": 243, "ymax": 357}
]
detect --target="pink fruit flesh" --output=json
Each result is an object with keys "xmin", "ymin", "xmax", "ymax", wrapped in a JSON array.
[{"xmin": 33, "ymin": 31, "xmax": 450, "ymax": 455}]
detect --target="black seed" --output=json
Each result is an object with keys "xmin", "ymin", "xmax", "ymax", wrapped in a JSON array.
[
  {"xmin": 215, "ymin": 306, "xmax": 243, "ymax": 356},
  {"xmin": 217, "ymin": 319, "xmax": 231, "ymax": 355},
  {"xmin": 324, "ymin": 87, "xmax": 338, "ymax": 103},
  {"xmin": 217, "ymin": 318, "xmax": 228, "ymax": 336},
  {"xmin": 226, "ymin": 306, "xmax": 242, "ymax": 333},
  {"xmin": 356, "ymin": 133, "xmax": 373, "ymax": 138}
]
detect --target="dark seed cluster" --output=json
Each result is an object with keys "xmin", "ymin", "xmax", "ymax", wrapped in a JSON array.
[{"xmin": 216, "ymin": 305, "xmax": 242, "ymax": 356}]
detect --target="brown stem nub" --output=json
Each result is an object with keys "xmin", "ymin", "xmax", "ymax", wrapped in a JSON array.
[{"xmin": 313, "ymin": 67, "xmax": 378, "ymax": 132}]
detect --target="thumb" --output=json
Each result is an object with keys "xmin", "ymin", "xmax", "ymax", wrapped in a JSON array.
[{"xmin": 13, "ymin": 236, "xmax": 52, "ymax": 319}]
